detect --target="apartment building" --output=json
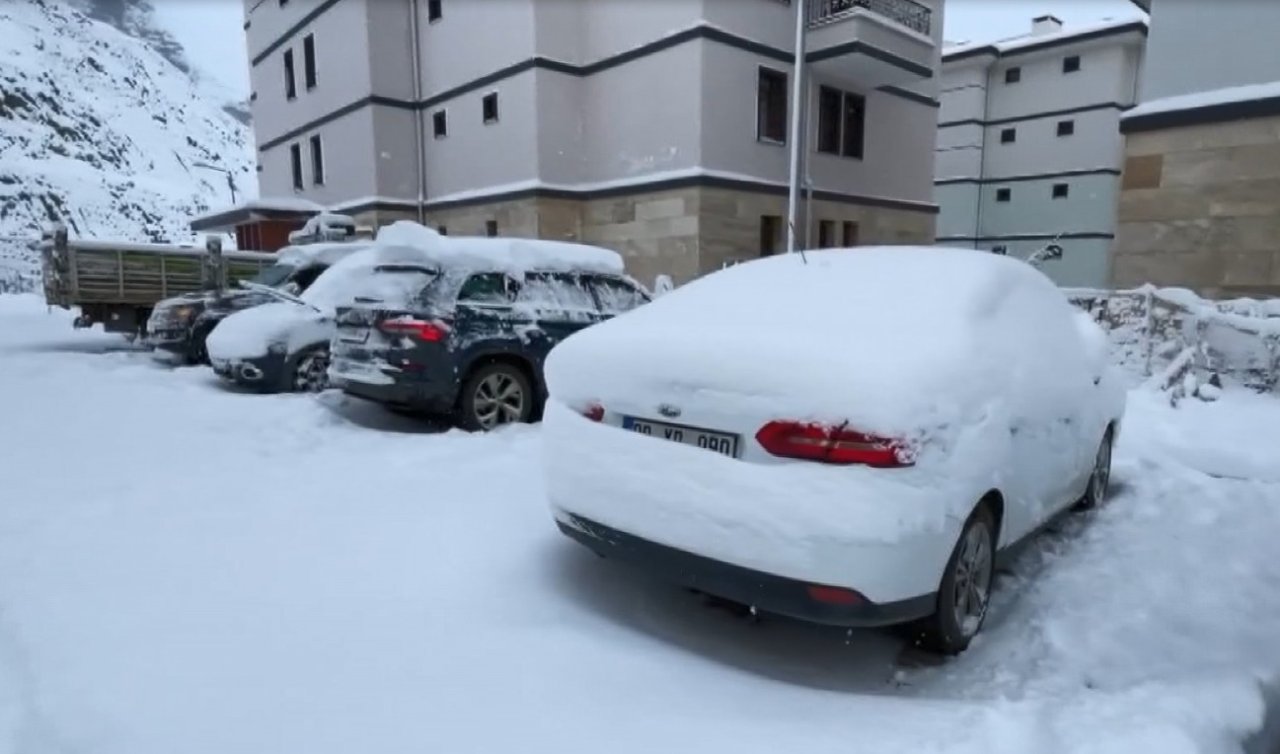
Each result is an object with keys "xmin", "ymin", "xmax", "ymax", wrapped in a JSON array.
[
  {"xmin": 1113, "ymin": 0, "xmax": 1280, "ymax": 298},
  {"xmin": 229, "ymin": 0, "xmax": 944, "ymax": 284},
  {"xmin": 933, "ymin": 15, "xmax": 1146, "ymax": 287}
]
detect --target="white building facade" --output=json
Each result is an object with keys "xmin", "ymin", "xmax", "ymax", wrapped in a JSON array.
[
  {"xmin": 933, "ymin": 15, "xmax": 1146, "ymax": 287},
  {"xmin": 236, "ymin": 0, "xmax": 946, "ymax": 283}
]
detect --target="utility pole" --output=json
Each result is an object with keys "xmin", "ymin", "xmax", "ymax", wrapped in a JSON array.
[{"xmin": 785, "ymin": 0, "xmax": 807, "ymax": 254}]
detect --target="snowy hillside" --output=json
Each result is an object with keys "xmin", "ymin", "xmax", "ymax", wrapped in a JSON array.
[{"xmin": 0, "ymin": 0, "xmax": 257, "ymax": 291}]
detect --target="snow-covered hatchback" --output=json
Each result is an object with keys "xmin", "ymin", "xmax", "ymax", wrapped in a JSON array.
[{"xmin": 543, "ymin": 247, "xmax": 1127, "ymax": 655}]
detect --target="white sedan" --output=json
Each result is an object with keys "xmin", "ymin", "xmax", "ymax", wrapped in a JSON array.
[{"xmin": 541, "ymin": 247, "xmax": 1127, "ymax": 654}]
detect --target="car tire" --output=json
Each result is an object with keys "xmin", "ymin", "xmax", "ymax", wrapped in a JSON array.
[
  {"xmin": 290, "ymin": 348, "xmax": 331, "ymax": 393},
  {"xmin": 913, "ymin": 503, "xmax": 997, "ymax": 656},
  {"xmin": 1075, "ymin": 426, "xmax": 1114, "ymax": 511},
  {"xmin": 458, "ymin": 362, "xmax": 534, "ymax": 432}
]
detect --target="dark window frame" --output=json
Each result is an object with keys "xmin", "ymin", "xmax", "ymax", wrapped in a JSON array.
[
  {"xmin": 485, "ymin": 219, "xmax": 498, "ymax": 237},
  {"xmin": 842, "ymin": 221, "xmax": 859, "ymax": 246},
  {"xmin": 308, "ymin": 134, "xmax": 324, "ymax": 185},
  {"xmin": 283, "ymin": 48, "xmax": 296, "ymax": 100},
  {"xmin": 1057, "ymin": 119, "xmax": 1075, "ymax": 137},
  {"xmin": 289, "ymin": 142, "xmax": 303, "ymax": 190},
  {"xmin": 432, "ymin": 109, "xmax": 447, "ymax": 138},
  {"xmin": 1004, "ymin": 67, "xmax": 1021, "ymax": 84},
  {"xmin": 1000, "ymin": 127, "xmax": 1016, "ymax": 144},
  {"xmin": 1052, "ymin": 183, "xmax": 1070, "ymax": 199},
  {"xmin": 437, "ymin": 225, "xmax": 448, "ymax": 236},
  {"xmin": 995, "ymin": 187, "xmax": 1011, "ymax": 202},
  {"xmin": 303, "ymin": 34, "xmax": 317, "ymax": 90},
  {"xmin": 760, "ymin": 215, "xmax": 781, "ymax": 256},
  {"xmin": 482, "ymin": 92, "xmax": 499, "ymax": 124},
  {"xmin": 817, "ymin": 84, "xmax": 866, "ymax": 160},
  {"xmin": 427, "ymin": 0, "xmax": 442, "ymax": 22},
  {"xmin": 818, "ymin": 220, "xmax": 835, "ymax": 248},
  {"xmin": 756, "ymin": 66, "xmax": 788, "ymax": 144},
  {"xmin": 1063, "ymin": 55, "xmax": 1081, "ymax": 73}
]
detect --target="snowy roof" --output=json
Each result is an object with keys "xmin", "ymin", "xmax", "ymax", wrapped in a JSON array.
[
  {"xmin": 1123, "ymin": 79, "xmax": 1280, "ymax": 122},
  {"xmin": 275, "ymin": 241, "xmax": 374, "ymax": 268},
  {"xmin": 373, "ymin": 221, "xmax": 625, "ymax": 276},
  {"xmin": 190, "ymin": 197, "xmax": 325, "ymax": 231},
  {"xmin": 943, "ymin": 17, "xmax": 1146, "ymax": 63}
]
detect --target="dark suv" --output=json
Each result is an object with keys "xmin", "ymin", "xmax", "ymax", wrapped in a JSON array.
[{"xmin": 329, "ymin": 263, "xmax": 650, "ymax": 430}]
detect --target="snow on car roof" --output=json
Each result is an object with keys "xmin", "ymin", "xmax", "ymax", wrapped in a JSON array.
[
  {"xmin": 374, "ymin": 221, "xmax": 625, "ymax": 276},
  {"xmin": 546, "ymin": 246, "xmax": 1089, "ymax": 434}
]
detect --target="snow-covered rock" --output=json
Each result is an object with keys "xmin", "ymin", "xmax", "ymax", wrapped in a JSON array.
[{"xmin": 0, "ymin": 0, "xmax": 257, "ymax": 292}]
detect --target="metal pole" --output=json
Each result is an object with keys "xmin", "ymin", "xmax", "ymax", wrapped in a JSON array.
[{"xmin": 786, "ymin": 0, "xmax": 807, "ymax": 254}]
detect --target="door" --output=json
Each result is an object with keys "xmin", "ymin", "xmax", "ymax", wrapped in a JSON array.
[
  {"xmin": 515, "ymin": 272, "xmax": 602, "ymax": 365},
  {"xmin": 452, "ymin": 272, "xmax": 526, "ymax": 361}
]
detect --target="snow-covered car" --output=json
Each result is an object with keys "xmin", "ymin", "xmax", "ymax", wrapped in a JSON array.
[
  {"xmin": 145, "ymin": 239, "xmax": 370, "ymax": 365},
  {"xmin": 542, "ymin": 247, "xmax": 1127, "ymax": 655},
  {"xmin": 205, "ymin": 243, "xmax": 435, "ymax": 393},
  {"xmin": 329, "ymin": 223, "xmax": 650, "ymax": 431}
]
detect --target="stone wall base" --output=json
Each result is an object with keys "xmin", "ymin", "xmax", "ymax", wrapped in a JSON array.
[
  {"xmin": 1113, "ymin": 114, "xmax": 1280, "ymax": 299},
  {"xmin": 350, "ymin": 187, "xmax": 937, "ymax": 288}
]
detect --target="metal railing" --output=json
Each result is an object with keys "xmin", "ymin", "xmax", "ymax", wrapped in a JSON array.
[{"xmin": 807, "ymin": 0, "xmax": 933, "ymax": 36}]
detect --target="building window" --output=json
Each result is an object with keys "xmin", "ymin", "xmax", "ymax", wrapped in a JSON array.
[
  {"xmin": 817, "ymin": 85, "xmax": 865, "ymax": 159},
  {"xmin": 1057, "ymin": 120, "xmax": 1075, "ymax": 137},
  {"xmin": 283, "ymin": 48, "xmax": 296, "ymax": 100},
  {"xmin": 1063, "ymin": 55, "xmax": 1081, "ymax": 73},
  {"xmin": 995, "ymin": 187, "xmax": 1011, "ymax": 202},
  {"xmin": 303, "ymin": 34, "xmax": 317, "ymax": 89},
  {"xmin": 432, "ymin": 110, "xmax": 447, "ymax": 138},
  {"xmin": 1000, "ymin": 127, "xmax": 1016, "ymax": 144},
  {"xmin": 437, "ymin": 225, "xmax": 447, "ymax": 236},
  {"xmin": 482, "ymin": 92, "xmax": 499, "ymax": 124},
  {"xmin": 818, "ymin": 220, "xmax": 835, "ymax": 248},
  {"xmin": 309, "ymin": 134, "xmax": 324, "ymax": 185},
  {"xmin": 290, "ymin": 143, "xmax": 303, "ymax": 190},
  {"xmin": 279, "ymin": 0, "xmax": 288, "ymax": 5},
  {"xmin": 842, "ymin": 221, "xmax": 859, "ymax": 246},
  {"xmin": 1004, "ymin": 67, "xmax": 1021, "ymax": 84},
  {"xmin": 485, "ymin": 220, "xmax": 498, "ymax": 237},
  {"xmin": 427, "ymin": 0, "xmax": 442, "ymax": 22},
  {"xmin": 1052, "ymin": 183, "xmax": 1069, "ymax": 199},
  {"xmin": 760, "ymin": 215, "xmax": 781, "ymax": 256},
  {"xmin": 757, "ymin": 67, "xmax": 787, "ymax": 144}
]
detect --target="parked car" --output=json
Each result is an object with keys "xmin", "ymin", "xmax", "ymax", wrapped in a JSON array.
[
  {"xmin": 149, "ymin": 215, "xmax": 373, "ymax": 363},
  {"xmin": 540, "ymin": 246, "xmax": 1127, "ymax": 655},
  {"xmin": 328, "ymin": 224, "xmax": 650, "ymax": 431},
  {"xmin": 205, "ymin": 243, "xmax": 432, "ymax": 393}
]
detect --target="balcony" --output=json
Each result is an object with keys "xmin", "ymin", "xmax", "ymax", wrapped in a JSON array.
[{"xmin": 804, "ymin": 0, "xmax": 936, "ymax": 89}]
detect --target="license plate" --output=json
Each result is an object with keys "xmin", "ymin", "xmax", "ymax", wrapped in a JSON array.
[
  {"xmin": 621, "ymin": 416, "xmax": 739, "ymax": 458},
  {"xmin": 339, "ymin": 328, "xmax": 370, "ymax": 344}
]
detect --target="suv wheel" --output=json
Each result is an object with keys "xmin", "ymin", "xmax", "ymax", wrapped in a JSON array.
[
  {"xmin": 1075, "ymin": 427, "xmax": 1114, "ymax": 511},
  {"xmin": 291, "ymin": 348, "xmax": 330, "ymax": 393},
  {"xmin": 459, "ymin": 362, "xmax": 533, "ymax": 431}
]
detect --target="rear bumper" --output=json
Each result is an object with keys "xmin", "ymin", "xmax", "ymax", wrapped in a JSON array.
[
  {"xmin": 330, "ymin": 355, "xmax": 458, "ymax": 412},
  {"xmin": 211, "ymin": 354, "xmax": 285, "ymax": 391},
  {"xmin": 557, "ymin": 513, "xmax": 936, "ymax": 627}
]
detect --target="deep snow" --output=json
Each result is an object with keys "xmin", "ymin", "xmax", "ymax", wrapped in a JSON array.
[{"xmin": 1, "ymin": 294, "xmax": 1279, "ymax": 754}]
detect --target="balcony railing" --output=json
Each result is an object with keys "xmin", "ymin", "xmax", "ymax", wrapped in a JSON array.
[{"xmin": 807, "ymin": 0, "xmax": 933, "ymax": 37}]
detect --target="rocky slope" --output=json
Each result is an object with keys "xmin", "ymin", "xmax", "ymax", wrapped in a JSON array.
[{"xmin": 0, "ymin": 0, "xmax": 256, "ymax": 292}]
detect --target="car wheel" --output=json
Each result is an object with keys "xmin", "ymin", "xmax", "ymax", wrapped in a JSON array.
[
  {"xmin": 914, "ymin": 504, "xmax": 996, "ymax": 656},
  {"xmin": 1075, "ymin": 427, "xmax": 1114, "ymax": 511},
  {"xmin": 291, "ymin": 348, "xmax": 331, "ymax": 393},
  {"xmin": 459, "ymin": 362, "xmax": 533, "ymax": 431}
]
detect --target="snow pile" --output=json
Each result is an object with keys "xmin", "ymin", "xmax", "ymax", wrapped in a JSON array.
[
  {"xmin": 0, "ymin": 0, "xmax": 257, "ymax": 275},
  {"xmin": 1124, "ymin": 79, "xmax": 1280, "ymax": 121},
  {"xmin": 1068, "ymin": 285, "xmax": 1280, "ymax": 391}
]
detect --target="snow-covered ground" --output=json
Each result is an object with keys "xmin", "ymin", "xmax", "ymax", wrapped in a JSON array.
[{"xmin": 1, "ymin": 293, "xmax": 1279, "ymax": 754}]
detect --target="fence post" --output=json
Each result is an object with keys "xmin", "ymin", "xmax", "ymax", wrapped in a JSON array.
[{"xmin": 1142, "ymin": 287, "xmax": 1156, "ymax": 378}]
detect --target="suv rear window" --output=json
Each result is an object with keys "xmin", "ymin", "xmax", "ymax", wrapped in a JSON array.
[
  {"xmin": 457, "ymin": 272, "xmax": 520, "ymax": 305},
  {"xmin": 587, "ymin": 275, "xmax": 649, "ymax": 315}
]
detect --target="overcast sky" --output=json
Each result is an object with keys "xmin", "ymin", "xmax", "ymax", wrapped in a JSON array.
[{"xmin": 151, "ymin": 0, "xmax": 1147, "ymax": 99}]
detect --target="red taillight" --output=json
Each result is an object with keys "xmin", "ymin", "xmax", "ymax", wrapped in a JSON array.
[
  {"xmin": 755, "ymin": 421, "xmax": 914, "ymax": 467},
  {"xmin": 378, "ymin": 317, "xmax": 447, "ymax": 342},
  {"xmin": 580, "ymin": 402, "xmax": 605, "ymax": 422},
  {"xmin": 806, "ymin": 585, "xmax": 864, "ymax": 606}
]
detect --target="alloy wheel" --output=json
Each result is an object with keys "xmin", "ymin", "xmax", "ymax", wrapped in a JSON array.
[
  {"xmin": 1090, "ymin": 435, "xmax": 1113, "ymax": 503},
  {"xmin": 473, "ymin": 372, "xmax": 525, "ymax": 429},
  {"xmin": 293, "ymin": 351, "xmax": 330, "ymax": 393},
  {"xmin": 950, "ymin": 522, "xmax": 993, "ymax": 638}
]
